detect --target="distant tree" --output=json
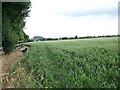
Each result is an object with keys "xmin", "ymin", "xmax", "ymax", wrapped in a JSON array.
[
  {"xmin": 61, "ymin": 37, "xmax": 67, "ymax": 40},
  {"xmin": 27, "ymin": 39, "xmax": 34, "ymax": 42},
  {"xmin": 75, "ymin": 35, "xmax": 78, "ymax": 39},
  {"xmin": 46, "ymin": 38, "xmax": 53, "ymax": 40}
]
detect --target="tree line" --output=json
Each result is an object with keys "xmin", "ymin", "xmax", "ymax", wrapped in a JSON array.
[
  {"xmin": 2, "ymin": 2, "xmax": 31, "ymax": 54},
  {"xmin": 30, "ymin": 35, "xmax": 119, "ymax": 42}
]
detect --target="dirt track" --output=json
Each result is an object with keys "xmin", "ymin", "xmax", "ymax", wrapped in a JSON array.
[{"xmin": 1, "ymin": 47, "xmax": 27, "ymax": 88}]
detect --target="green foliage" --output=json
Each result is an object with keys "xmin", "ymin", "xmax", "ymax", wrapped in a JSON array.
[
  {"xmin": 9, "ymin": 37, "xmax": 119, "ymax": 88},
  {"xmin": 2, "ymin": 2, "xmax": 31, "ymax": 54}
]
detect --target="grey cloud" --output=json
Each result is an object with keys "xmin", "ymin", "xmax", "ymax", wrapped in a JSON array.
[{"xmin": 63, "ymin": 8, "xmax": 117, "ymax": 17}]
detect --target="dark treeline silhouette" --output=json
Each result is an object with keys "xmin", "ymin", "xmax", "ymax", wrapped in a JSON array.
[
  {"xmin": 59, "ymin": 35, "xmax": 119, "ymax": 40},
  {"xmin": 29, "ymin": 35, "xmax": 119, "ymax": 42}
]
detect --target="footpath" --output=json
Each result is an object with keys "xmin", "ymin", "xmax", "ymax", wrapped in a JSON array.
[{"xmin": 1, "ymin": 47, "xmax": 27, "ymax": 88}]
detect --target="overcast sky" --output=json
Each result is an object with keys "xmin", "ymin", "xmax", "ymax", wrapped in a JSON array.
[{"xmin": 24, "ymin": 0, "xmax": 118, "ymax": 38}]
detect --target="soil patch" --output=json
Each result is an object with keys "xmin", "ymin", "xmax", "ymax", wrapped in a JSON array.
[{"xmin": 2, "ymin": 47, "xmax": 27, "ymax": 88}]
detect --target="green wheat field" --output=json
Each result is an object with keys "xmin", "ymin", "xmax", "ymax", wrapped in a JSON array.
[{"xmin": 9, "ymin": 37, "xmax": 119, "ymax": 88}]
